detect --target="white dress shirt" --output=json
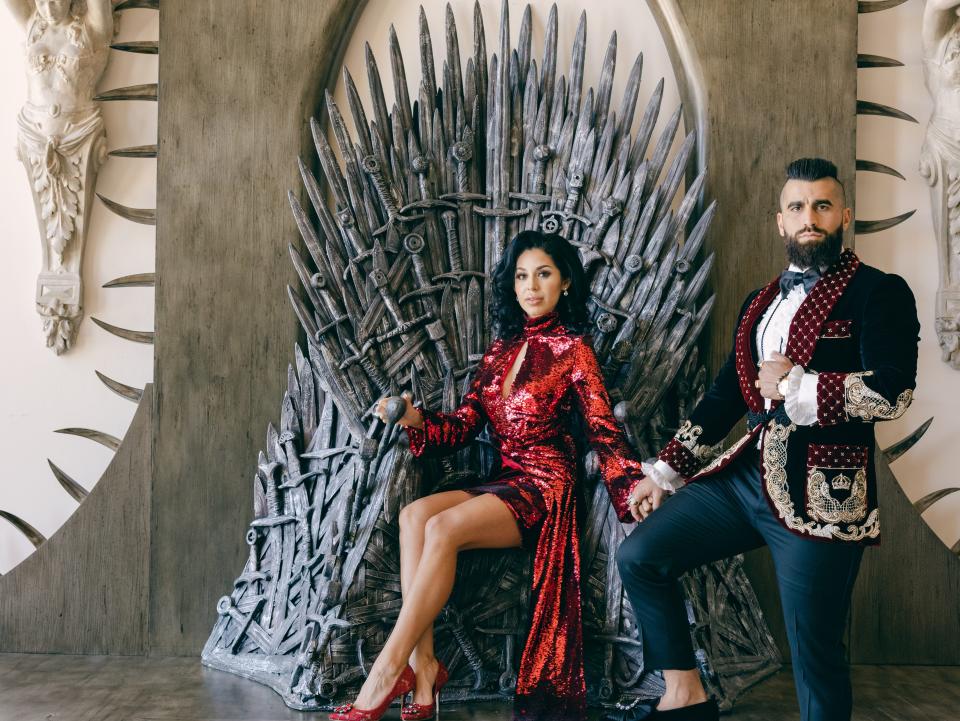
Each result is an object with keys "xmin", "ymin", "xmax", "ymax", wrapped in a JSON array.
[{"xmin": 645, "ymin": 264, "xmax": 821, "ymax": 492}]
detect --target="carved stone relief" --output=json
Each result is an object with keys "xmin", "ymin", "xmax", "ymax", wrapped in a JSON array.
[
  {"xmin": 921, "ymin": 0, "xmax": 960, "ymax": 369},
  {"xmin": 5, "ymin": 0, "xmax": 113, "ymax": 353}
]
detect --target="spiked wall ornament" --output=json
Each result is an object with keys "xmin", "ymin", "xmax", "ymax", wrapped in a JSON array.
[
  {"xmin": 855, "ymin": 0, "xmax": 918, "ymax": 240},
  {"xmin": 0, "ymin": 511, "xmax": 46, "ymax": 548},
  {"xmin": 90, "ymin": 317, "xmax": 155, "ymax": 344},
  {"xmin": 103, "ymin": 273, "xmax": 155, "ymax": 288},
  {"xmin": 47, "ymin": 460, "xmax": 89, "ymax": 503},
  {"xmin": 94, "ymin": 371, "xmax": 145, "ymax": 403}
]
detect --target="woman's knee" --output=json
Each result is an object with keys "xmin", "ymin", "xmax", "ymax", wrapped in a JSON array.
[
  {"xmin": 399, "ymin": 498, "xmax": 433, "ymax": 534},
  {"xmin": 423, "ymin": 510, "xmax": 461, "ymax": 550}
]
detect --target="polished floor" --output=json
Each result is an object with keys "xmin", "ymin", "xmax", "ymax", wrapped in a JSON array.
[{"xmin": 0, "ymin": 654, "xmax": 958, "ymax": 721}]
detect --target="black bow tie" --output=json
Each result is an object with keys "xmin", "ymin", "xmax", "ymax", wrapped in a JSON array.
[{"xmin": 779, "ymin": 268, "xmax": 821, "ymax": 298}]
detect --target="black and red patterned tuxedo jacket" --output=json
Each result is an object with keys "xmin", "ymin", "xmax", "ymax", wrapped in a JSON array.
[{"xmin": 657, "ymin": 250, "xmax": 920, "ymax": 544}]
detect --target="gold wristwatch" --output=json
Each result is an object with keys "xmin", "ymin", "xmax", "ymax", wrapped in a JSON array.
[{"xmin": 776, "ymin": 371, "xmax": 792, "ymax": 399}]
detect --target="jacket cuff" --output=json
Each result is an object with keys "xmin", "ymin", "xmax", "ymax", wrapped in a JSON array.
[
  {"xmin": 817, "ymin": 370, "xmax": 914, "ymax": 426},
  {"xmin": 816, "ymin": 371, "xmax": 848, "ymax": 426},
  {"xmin": 657, "ymin": 437, "xmax": 699, "ymax": 478},
  {"xmin": 657, "ymin": 420, "xmax": 721, "ymax": 478},
  {"xmin": 642, "ymin": 460, "xmax": 682, "ymax": 492},
  {"xmin": 843, "ymin": 370, "xmax": 914, "ymax": 421}
]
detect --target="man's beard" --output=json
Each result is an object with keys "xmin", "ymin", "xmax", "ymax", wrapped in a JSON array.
[{"xmin": 784, "ymin": 224, "xmax": 844, "ymax": 269}]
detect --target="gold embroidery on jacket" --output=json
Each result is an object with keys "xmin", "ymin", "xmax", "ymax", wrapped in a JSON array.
[
  {"xmin": 806, "ymin": 467, "xmax": 867, "ymax": 524},
  {"xmin": 690, "ymin": 431, "xmax": 755, "ymax": 479},
  {"xmin": 844, "ymin": 371, "xmax": 913, "ymax": 421},
  {"xmin": 762, "ymin": 421, "xmax": 880, "ymax": 541},
  {"xmin": 675, "ymin": 420, "xmax": 723, "ymax": 463}
]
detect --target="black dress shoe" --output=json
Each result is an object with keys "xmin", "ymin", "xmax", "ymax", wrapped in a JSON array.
[{"xmin": 651, "ymin": 699, "xmax": 719, "ymax": 720}]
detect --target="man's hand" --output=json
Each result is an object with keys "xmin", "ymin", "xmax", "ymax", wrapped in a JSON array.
[
  {"xmin": 627, "ymin": 477, "xmax": 665, "ymax": 522},
  {"xmin": 757, "ymin": 351, "xmax": 793, "ymax": 400}
]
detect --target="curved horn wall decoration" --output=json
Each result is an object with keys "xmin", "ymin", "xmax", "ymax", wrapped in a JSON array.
[
  {"xmin": 46, "ymin": 460, "xmax": 89, "ymax": 503},
  {"xmin": 0, "ymin": 510, "xmax": 46, "ymax": 548},
  {"xmin": 94, "ymin": 371, "xmax": 145, "ymax": 403},
  {"xmin": 53, "ymin": 428, "xmax": 122, "ymax": 452},
  {"xmin": 90, "ymin": 317, "xmax": 155, "ymax": 344}
]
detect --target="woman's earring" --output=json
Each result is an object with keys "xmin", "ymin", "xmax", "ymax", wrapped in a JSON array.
[{"xmin": 563, "ymin": 289, "xmax": 569, "ymax": 296}]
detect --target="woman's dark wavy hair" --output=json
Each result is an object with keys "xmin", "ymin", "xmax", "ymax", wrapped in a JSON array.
[{"xmin": 491, "ymin": 230, "xmax": 590, "ymax": 339}]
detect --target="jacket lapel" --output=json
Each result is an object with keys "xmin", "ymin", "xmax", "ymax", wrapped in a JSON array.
[
  {"xmin": 784, "ymin": 249, "xmax": 860, "ymax": 368},
  {"xmin": 735, "ymin": 279, "xmax": 780, "ymax": 412}
]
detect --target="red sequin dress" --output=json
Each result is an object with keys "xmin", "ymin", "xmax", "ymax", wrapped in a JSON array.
[{"xmin": 405, "ymin": 310, "xmax": 643, "ymax": 720}]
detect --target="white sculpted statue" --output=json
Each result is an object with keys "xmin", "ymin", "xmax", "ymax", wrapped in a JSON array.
[
  {"xmin": 4, "ymin": 0, "xmax": 113, "ymax": 354},
  {"xmin": 922, "ymin": 0, "xmax": 960, "ymax": 369}
]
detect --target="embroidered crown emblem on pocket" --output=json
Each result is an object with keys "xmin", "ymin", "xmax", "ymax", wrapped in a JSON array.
[{"xmin": 831, "ymin": 473, "xmax": 853, "ymax": 491}]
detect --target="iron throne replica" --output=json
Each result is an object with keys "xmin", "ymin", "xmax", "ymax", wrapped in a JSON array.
[{"xmin": 203, "ymin": 2, "xmax": 780, "ymax": 714}]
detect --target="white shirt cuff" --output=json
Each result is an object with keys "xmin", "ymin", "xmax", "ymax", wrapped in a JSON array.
[
  {"xmin": 642, "ymin": 460, "xmax": 683, "ymax": 492},
  {"xmin": 784, "ymin": 365, "xmax": 818, "ymax": 426}
]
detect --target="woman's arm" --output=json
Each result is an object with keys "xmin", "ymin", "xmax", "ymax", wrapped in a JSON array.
[
  {"xmin": 404, "ymin": 347, "xmax": 497, "ymax": 459},
  {"xmin": 569, "ymin": 336, "xmax": 645, "ymax": 523},
  {"xmin": 3, "ymin": 0, "xmax": 34, "ymax": 28}
]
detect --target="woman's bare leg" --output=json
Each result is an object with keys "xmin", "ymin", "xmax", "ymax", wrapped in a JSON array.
[
  {"xmin": 398, "ymin": 491, "xmax": 474, "ymax": 704},
  {"xmin": 350, "ymin": 493, "xmax": 522, "ymax": 710}
]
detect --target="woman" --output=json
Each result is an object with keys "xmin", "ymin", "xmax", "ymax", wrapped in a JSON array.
[{"xmin": 330, "ymin": 231, "xmax": 648, "ymax": 721}]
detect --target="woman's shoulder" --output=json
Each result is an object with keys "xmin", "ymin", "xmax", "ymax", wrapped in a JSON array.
[
  {"xmin": 557, "ymin": 329, "xmax": 596, "ymax": 350},
  {"xmin": 542, "ymin": 330, "xmax": 599, "ymax": 372}
]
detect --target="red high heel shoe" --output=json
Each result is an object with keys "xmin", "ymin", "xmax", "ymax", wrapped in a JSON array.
[
  {"xmin": 329, "ymin": 665, "xmax": 416, "ymax": 721},
  {"xmin": 400, "ymin": 660, "xmax": 449, "ymax": 721}
]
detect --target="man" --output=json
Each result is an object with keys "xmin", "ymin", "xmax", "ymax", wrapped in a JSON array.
[{"xmin": 618, "ymin": 158, "xmax": 920, "ymax": 721}]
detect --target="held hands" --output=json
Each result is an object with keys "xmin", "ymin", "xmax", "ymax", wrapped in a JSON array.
[
  {"xmin": 374, "ymin": 391, "xmax": 424, "ymax": 429},
  {"xmin": 627, "ymin": 476, "xmax": 665, "ymax": 522},
  {"xmin": 756, "ymin": 351, "xmax": 794, "ymax": 401}
]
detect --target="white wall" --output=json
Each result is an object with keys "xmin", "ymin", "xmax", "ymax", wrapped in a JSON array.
[
  {"xmin": 0, "ymin": 7, "xmax": 156, "ymax": 573},
  {"xmin": 858, "ymin": 1, "xmax": 960, "ymax": 551}
]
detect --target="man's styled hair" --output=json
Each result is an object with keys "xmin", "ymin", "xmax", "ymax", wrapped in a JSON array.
[{"xmin": 785, "ymin": 157, "xmax": 844, "ymax": 198}]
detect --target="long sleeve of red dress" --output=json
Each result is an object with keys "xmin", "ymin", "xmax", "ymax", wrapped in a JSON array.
[
  {"xmin": 404, "ymin": 311, "xmax": 645, "ymax": 721},
  {"xmin": 569, "ymin": 338, "xmax": 645, "ymax": 523},
  {"xmin": 405, "ymin": 340, "xmax": 502, "ymax": 458}
]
